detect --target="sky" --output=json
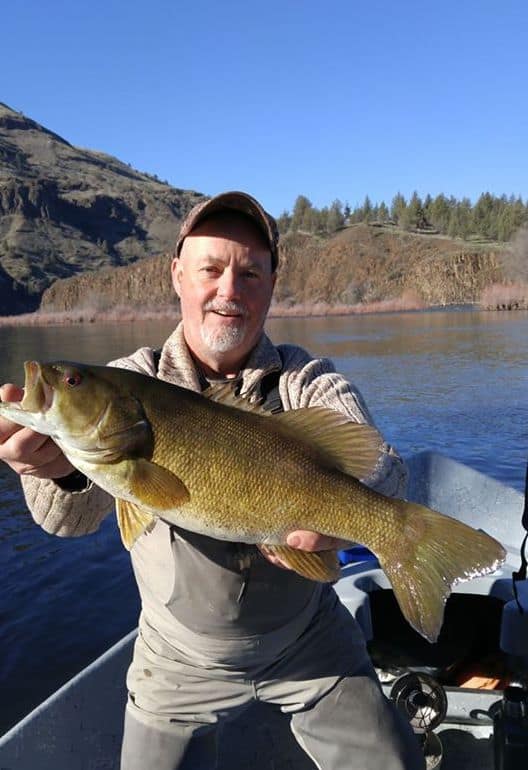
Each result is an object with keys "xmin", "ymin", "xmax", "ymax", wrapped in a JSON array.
[{"xmin": 3, "ymin": 0, "xmax": 528, "ymax": 217}]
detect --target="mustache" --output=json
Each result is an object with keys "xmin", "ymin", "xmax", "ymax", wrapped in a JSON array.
[{"xmin": 204, "ymin": 300, "xmax": 248, "ymax": 317}]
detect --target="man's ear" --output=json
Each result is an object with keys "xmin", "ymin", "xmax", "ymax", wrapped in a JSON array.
[{"xmin": 171, "ymin": 257, "xmax": 182, "ymax": 298}]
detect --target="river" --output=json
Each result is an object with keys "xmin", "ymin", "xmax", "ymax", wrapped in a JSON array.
[{"xmin": 1, "ymin": 308, "xmax": 527, "ymax": 733}]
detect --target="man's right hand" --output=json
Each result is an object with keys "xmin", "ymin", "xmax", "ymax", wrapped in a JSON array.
[{"xmin": 0, "ymin": 383, "xmax": 74, "ymax": 479}]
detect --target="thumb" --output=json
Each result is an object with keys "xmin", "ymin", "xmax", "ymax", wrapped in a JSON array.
[{"xmin": 0, "ymin": 383, "xmax": 24, "ymax": 403}]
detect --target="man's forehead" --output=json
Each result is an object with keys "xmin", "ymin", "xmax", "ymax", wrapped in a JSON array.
[
  {"xmin": 184, "ymin": 212, "xmax": 270, "ymax": 248},
  {"xmin": 181, "ymin": 248, "xmax": 268, "ymax": 270},
  {"xmin": 180, "ymin": 227, "xmax": 271, "ymax": 265}
]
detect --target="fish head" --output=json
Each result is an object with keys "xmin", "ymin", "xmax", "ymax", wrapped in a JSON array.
[{"xmin": 15, "ymin": 361, "xmax": 152, "ymax": 461}]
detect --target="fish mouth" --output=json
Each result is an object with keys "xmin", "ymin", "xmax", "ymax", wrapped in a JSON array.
[{"xmin": 20, "ymin": 361, "xmax": 54, "ymax": 413}]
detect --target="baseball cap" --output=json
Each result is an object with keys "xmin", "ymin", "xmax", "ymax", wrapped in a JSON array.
[{"xmin": 175, "ymin": 191, "xmax": 279, "ymax": 271}]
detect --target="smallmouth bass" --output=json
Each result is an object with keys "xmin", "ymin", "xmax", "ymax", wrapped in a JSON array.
[{"xmin": 0, "ymin": 360, "xmax": 506, "ymax": 642}]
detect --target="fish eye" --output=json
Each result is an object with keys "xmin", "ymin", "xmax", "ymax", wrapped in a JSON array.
[{"xmin": 64, "ymin": 371, "xmax": 83, "ymax": 387}]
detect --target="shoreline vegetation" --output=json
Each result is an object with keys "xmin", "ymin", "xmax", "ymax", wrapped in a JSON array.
[{"xmin": 1, "ymin": 284, "xmax": 527, "ymax": 328}]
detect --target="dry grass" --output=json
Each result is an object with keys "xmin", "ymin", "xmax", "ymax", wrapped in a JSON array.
[
  {"xmin": 0, "ymin": 306, "xmax": 181, "ymax": 327},
  {"xmin": 479, "ymin": 283, "xmax": 528, "ymax": 310},
  {"xmin": 0, "ymin": 292, "xmax": 428, "ymax": 328},
  {"xmin": 269, "ymin": 291, "xmax": 425, "ymax": 318}
]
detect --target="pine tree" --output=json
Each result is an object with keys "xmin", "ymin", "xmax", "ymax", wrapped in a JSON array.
[
  {"xmin": 378, "ymin": 202, "xmax": 389, "ymax": 222},
  {"xmin": 276, "ymin": 210, "xmax": 292, "ymax": 233},
  {"xmin": 326, "ymin": 200, "xmax": 345, "ymax": 232},
  {"xmin": 400, "ymin": 192, "xmax": 424, "ymax": 230},
  {"xmin": 472, "ymin": 192, "xmax": 495, "ymax": 239},
  {"xmin": 290, "ymin": 195, "xmax": 314, "ymax": 231},
  {"xmin": 390, "ymin": 193, "xmax": 407, "ymax": 225},
  {"xmin": 361, "ymin": 195, "xmax": 373, "ymax": 223},
  {"xmin": 428, "ymin": 194, "xmax": 451, "ymax": 233}
]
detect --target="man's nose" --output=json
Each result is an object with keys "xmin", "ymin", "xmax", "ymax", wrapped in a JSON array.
[{"xmin": 217, "ymin": 269, "xmax": 241, "ymax": 299}]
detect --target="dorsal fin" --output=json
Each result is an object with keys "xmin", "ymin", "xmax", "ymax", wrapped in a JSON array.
[
  {"xmin": 202, "ymin": 382, "xmax": 271, "ymax": 415},
  {"xmin": 274, "ymin": 408, "xmax": 384, "ymax": 480},
  {"xmin": 203, "ymin": 384, "xmax": 383, "ymax": 480}
]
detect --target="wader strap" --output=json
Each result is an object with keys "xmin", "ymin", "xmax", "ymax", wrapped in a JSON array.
[
  {"xmin": 152, "ymin": 347, "xmax": 284, "ymax": 413},
  {"xmin": 153, "ymin": 348, "xmax": 162, "ymax": 374},
  {"xmin": 259, "ymin": 349, "xmax": 284, "ymax": 414}
]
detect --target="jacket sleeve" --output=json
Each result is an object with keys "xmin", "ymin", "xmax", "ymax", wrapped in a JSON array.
[
  {"xmin": 277, "ymin": 345, "xmax": 408, "ymax": 498},
  {"xmin": 20, "ymin": 347, "xmax": 158, "ymax": 537}
]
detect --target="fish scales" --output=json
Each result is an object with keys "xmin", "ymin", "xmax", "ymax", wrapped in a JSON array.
[{"xmin": 0, "ymin": 360, "xmax": 506, "ymax": 642}]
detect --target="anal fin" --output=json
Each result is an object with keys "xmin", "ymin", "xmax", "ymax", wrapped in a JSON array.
[{"xmin": 261, "ymin": 545, "xmax": 341, "ymax": 582}]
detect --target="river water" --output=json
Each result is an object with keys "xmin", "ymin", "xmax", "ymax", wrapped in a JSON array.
[{"xmin": 1, "ymin": 308, "xmax": 527, "ymax": 733}]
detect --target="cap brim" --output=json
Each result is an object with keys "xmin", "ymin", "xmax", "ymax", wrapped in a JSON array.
[{"xmin": 176, "ymin": 191, "xmax": 278, "ymax": 269}]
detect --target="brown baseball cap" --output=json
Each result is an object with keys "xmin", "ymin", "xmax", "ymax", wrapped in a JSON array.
[{"xmin": 175, "ymin": 191, "xmax": 279, "ymax": 271}]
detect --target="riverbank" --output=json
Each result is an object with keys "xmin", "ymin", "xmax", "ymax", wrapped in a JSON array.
[
  {"xmin": 2, "ymin": 283, "xmax": 527, "ymax": 327},
  {"xmin": 480, "ymin": 282, "xmax": 528, "ymax": 310},
  {"xmin": 0, "ymin": 291, "xmax": 428, "ymax": 327}
]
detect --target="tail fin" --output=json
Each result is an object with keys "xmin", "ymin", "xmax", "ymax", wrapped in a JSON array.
[{"xmin": 379, "ymin": 501, "xmax": 506, "ymax": 643}]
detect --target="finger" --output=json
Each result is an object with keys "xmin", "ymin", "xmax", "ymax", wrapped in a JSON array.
[
  {"xmin": 18, "ymin": 453, "xmax": 75, "ymax": 479},
  {"xmin": 0, "ymin": 417, "xmax": 26, "ymax": 445},
  {"xmin": 286, "ymin": 531, "xmax": 349, "ymax": 552},
  {"xmin": 3, "ymin": 436, "xmax": 74, "ymax": 478},
  {"xmin": 0, "ymin": 383, "xmax": 24, "ymax": 403},
  {"xmin": 0, "ymin": 384, "xmax": 25, "ymax": 442},
  {"xmin": 286, "ymin": 531, "xmax": 331, "ymax": 551},
  {"xmin": 0, "ymin": 426, "xmax": 50, "ymax": 459},
  {"xmin": 0, "ymin": 430, "xmax": 71, "ymax": 477}
]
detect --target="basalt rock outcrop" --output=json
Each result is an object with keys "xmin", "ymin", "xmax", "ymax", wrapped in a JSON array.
[{"xmin": 40, "ymin": 225, "xmax": 504, "ymax": 314}]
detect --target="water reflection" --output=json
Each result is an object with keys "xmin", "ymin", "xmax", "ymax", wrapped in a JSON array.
[{"xmin": 1, "ymin": 310, "xmax": 527, "ymax": 492}]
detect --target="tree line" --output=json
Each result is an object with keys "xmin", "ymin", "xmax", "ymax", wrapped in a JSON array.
[{"xmin": 277, "ymin": 192, "xmax": 528, "ymax": 242}]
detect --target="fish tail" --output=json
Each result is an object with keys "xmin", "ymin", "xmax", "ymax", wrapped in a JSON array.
[{"xmin": 377, "ymin": 501, "xmax": 506, "ymax": 643}]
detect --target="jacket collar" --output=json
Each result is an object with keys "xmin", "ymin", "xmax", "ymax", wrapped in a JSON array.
[{"xmin": 157, "ymin": 322, "xmax": 282, "ymax": 396}]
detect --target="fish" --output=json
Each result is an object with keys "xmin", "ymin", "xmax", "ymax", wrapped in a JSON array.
[{"xmin": 0, "ymin": 360, "xmax": 506, "ymax": 642}]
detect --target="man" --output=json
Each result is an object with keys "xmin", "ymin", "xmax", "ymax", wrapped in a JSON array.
[{"xmin": 0, "ymin": 191, "xmax": 423, "ymax": 769}]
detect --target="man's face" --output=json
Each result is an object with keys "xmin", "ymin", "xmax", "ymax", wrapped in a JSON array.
[{"xmin": 172, "ymin": 215, "xmax": 276, "ymax": 374}]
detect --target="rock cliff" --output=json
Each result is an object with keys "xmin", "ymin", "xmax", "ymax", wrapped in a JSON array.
[{"xmin": 40, "ymin": 225, "xmax": 503, "ymax": 314}]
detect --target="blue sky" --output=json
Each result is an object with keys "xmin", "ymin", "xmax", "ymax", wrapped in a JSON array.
[{"xmin": 3, "ymin": 0, "xmax": 527, "ymax": 217}]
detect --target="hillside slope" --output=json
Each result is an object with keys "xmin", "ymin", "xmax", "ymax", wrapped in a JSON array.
[
  {"xmin": 0, "ymin": 103, "xmax": 508, "ymax": 317},
  {"xmin": 0, "ymin": 102, "xmax": 203, "ymax": 313},
  {"xmin": 40, "ymin": 224, "xmax": 503, "ymax": 314}
]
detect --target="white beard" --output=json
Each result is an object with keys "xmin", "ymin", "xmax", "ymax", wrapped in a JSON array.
[
  {"xmin": 201, "ymin": 321, "xmax": 247, "ymax": 353},
  {"xmin": 201, "ymin": 302, "xmax": 248, "ymax": 353}
]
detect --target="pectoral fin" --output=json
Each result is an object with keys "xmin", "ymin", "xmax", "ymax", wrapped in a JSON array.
[
  {"xmin": 116, "ymin": 499, "xmax": 157, "ymax": 550},
  {"xmin": 261, "ymin": 545, "xmax": 341, "ymax": 582},
  {"xmin": 126, "ymin": 458, "xmax": 190, "ymax": 510}
]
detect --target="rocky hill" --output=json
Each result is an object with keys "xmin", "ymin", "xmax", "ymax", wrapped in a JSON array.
[
  {"xmin": 0, "ymin": 102, "xmax": 510, "ymax": 317},
  {"xmin": 40, "ymin": 224, "xmax": 504, "ymax": 314},
  {"xmin": 274, "ymin": 226, "xmax": 503, "ymax": 307},
  {"xmin": 0, "ymin": 102, "xmax": 203, "ymax": 314}
]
